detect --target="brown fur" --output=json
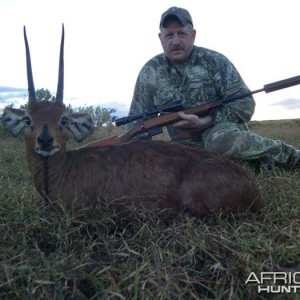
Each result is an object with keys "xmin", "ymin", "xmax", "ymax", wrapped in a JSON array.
[{"xmin": 19, "ymin": 102, "xmax": 264, "ymax": 216}]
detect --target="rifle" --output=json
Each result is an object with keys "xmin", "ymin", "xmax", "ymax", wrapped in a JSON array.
[{"xmin": 83, "ymin": 75, "xmax": 300, "ymax": 148}]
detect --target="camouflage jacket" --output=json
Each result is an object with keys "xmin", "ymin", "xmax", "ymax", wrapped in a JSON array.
[{"xmin": 129, "ymin": 46, "xmax": 255, "ymax": 140}]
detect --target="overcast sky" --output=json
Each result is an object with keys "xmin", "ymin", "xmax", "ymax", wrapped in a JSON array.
[{"xmin": 1, "ymin": 0, "xmax": 300, "ymax": 120}]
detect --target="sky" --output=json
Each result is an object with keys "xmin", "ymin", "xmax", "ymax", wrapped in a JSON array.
[{"xmin": 1, "ymin": 0, "xmax": 300, "ymax": 120}]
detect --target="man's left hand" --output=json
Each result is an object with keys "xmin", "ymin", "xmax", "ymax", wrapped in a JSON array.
[{"xmin": 173, "ymin": 111, "xmax": 213, "ymax": 129}]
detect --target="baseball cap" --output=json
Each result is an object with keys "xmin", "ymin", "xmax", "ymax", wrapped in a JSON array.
[{"xmin": 159, "ymin": 7, "xmax": 193, "ymax": 28}]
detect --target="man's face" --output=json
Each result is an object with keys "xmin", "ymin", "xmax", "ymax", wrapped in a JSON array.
[{"xmin": 159, "ymin": 21, "xmax": 196, "ymax": 64}]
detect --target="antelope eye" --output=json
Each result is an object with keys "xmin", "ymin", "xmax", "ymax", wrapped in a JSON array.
[
  {"xmin": 61, "ymin": 116, "xmax": 68, "ymax": 127},
  {"xmin": 22, "ymin": 116, "xmax": 32, "ymax": 126}
]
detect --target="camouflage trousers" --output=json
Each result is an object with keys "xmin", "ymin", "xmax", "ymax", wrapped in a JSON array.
[{"xmin": 173, "ymin": 122, "xmax": 300, "ymax": 168}]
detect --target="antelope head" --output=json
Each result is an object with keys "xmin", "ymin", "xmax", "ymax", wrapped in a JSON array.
[{"xmin": 2, "ymin": 25, "xmax": 94, "ymax": 157}]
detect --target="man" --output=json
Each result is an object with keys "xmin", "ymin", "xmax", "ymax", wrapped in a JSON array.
[{"xmin": 129, "ymin": 6, "xmax": 300, "ymax": 170}]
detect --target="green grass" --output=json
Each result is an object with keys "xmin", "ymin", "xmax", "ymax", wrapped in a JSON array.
[{"xmin": 0, "ymin": 120, "xmax": 299, "ymax": 299}]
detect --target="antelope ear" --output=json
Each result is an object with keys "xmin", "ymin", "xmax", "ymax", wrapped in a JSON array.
[
  {"xmin": 1, "ymin": 107, "xmax": 26, "ymax": 137},
  {"xmin": 68, "ymin": 113, "xmax": 94, "ymax": 142}
]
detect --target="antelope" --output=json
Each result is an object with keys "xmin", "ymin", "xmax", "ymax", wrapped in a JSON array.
[{"xmin": 1, "ymin": 25, "xmax": 264, "ymax": 215}]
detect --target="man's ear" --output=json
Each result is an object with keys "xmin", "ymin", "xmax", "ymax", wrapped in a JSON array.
[
  {"xmin": 158, "ymin": 32, "xmax": 163, "ymax": 44},
  {"xmin": 192, "ymin": 28, "xmax": 196, "ymax": 42},
  {"xmin": 1, "ymin": 107, "xmax": 26, "ymax": 137},
  {"xmin": 68, "ymin": 113, "xmax": 94, "ymax": 142}
]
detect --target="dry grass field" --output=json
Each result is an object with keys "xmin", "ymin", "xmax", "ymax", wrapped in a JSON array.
[{"xmin": 0, "ymin": 119, "xmax": 299, "ymax": 299}]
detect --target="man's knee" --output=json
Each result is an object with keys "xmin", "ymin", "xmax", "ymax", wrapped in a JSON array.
[{"xmin": 204, "ymin": 128, "xmax": 241, "ymax": 156}]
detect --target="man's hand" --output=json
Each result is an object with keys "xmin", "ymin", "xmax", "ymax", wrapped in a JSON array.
[{"xmin": 173, "ymin": 111, "xmax": 213, "ymax": 129}]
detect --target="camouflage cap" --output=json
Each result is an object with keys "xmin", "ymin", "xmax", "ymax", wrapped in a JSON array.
[{"xmin": 159, "ymin": 7, "xmax": 193, "ymax": 28}]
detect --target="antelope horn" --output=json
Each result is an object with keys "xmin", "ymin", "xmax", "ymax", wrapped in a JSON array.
[
  {"xmin": 56, "ymin": 24, "xmax": 64, "ymax": 103},
  {"xmin": 23, "ymin": 26, "xmax": 36, "ymax": 102}
]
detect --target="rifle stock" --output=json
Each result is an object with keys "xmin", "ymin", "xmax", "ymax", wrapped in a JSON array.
[
  {"xmin": 83, "ymin": 126, "xmax": 143, "ymax": 147},
  {"xmin": 82, "ymin": 75, "xmax": 300, "ymax": 148}
]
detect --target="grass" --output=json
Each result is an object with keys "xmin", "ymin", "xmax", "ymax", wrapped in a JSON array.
[{"xmin": 0, "ymin": 120, "xmax": 299, "ymax": 299}]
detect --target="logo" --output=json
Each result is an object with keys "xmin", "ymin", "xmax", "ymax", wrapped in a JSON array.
[{"xmin": 245, "ymin": 272, "xmax": 300, "ymax": 294}]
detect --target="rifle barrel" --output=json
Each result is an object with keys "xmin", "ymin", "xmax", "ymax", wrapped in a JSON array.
[{"xmin": 264, "ymin": 75, "xmax": 300, "ymax": 93}]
